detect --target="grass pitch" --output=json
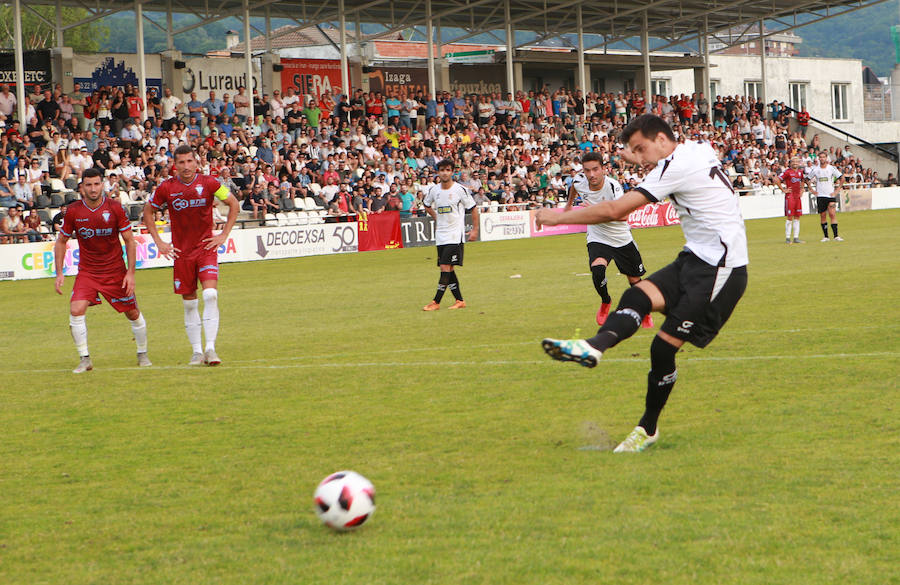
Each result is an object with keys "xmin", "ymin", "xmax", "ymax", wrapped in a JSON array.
[{"xmin": 2, "ymin": 209, "xmax": 899, "ymax": 584}]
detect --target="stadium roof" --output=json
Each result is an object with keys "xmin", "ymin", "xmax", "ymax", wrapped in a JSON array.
[{"xmin": 20, "ymin": 0, "xmax": 894, "ymax": 54}]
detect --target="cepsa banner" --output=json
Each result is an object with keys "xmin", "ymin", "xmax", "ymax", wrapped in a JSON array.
[{"xmin": 280, "ymin": 58, "xmax": 343, "ymax": 99}]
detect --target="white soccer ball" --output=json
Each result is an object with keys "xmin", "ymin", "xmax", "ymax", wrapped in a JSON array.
[{"xmin": 314, "ymin": 471, "xmax": 376, "ymax": 531}]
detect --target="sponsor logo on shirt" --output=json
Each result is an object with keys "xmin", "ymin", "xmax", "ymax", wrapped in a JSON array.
[
  {"xmin": 77, "ymin": 226, "xmax": 114, "ymax": 239},
  {"xmin": 437, "ymin": 205, "xmax": 452, "ymax": 214},
  {"xmin": 171, "ymin": 197, "xmax": 207, "ymax": 211}
]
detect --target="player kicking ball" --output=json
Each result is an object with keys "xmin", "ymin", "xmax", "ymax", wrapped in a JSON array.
[
  {"xmin": 566, "ymin": 151, "xmax": 653, "ymax": 328},
  {"xmin": 535, "ymin": 115, "xmax": 748, "ymax": 453},
  {"xmin": 421, "ymin": 159, "xmax": 480, "ymax": 311},
  {"xmin": 54, "ymin": 167, "xmax": 150, "ymax": 373},
  {"xmin": 143, "ymin": 144, "xmax": 240, "ymax": 366}
]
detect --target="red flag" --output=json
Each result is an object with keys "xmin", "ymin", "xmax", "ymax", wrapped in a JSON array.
[{"xmin": 358, "ymin": 211, "xmax": 404, "ymax": 251}]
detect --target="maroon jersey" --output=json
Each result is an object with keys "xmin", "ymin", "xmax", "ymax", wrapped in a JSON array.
[
  {"xmin": 60, "ymin": 196, "xmax": 130, "ymax": 277},
  {"xmin": 780, "ymin": 168, "xmax": 805, "ymax": 197},
  {"xmin": 149, "ymin": 174, "xmax": 223, "ymax": 253}
]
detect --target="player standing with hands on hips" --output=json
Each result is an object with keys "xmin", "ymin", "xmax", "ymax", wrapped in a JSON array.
[
  {"xmin": 566, "ymin": 151, "xmax": 653, "ymax": 327},
  {"xmin": 776, "ymin": 157, "xmax": 806, "ymax": 243},
  {"xmin": 143, "ymin": 144, "xmax": 240, "ymax": 365},
  {"xmin": 54, "ymin": 167, "xmax": 150, "ymax": 373},
  {"xmin": 422, "ymin": 159, "xmax": 480, "ymax": 311},
  {"xmin": 536, "ymin": 114, "xmax": 748, "ymax": 453},
  {"xmin": 807, "ymin": 151, "xmax": 844, "ymax": 242}
]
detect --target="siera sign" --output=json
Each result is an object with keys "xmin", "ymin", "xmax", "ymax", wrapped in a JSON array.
[{"xmin": 280, "ymin": 58, "xmax": 343, "ymax": 98}]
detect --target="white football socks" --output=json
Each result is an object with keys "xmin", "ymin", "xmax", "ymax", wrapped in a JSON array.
[
  {"xmin": 130, "ymin": 312, "xmax": 148, "ymax": 353},
  {"xmin": 201, "ymin": 288, "xmax": 219, "ymax": 352},
  {"xmin": 69, "ymin": 314, "xmax": 89, "ymax": 357},
  {"xmin": 785, "ymin": 219, "xmax": 792, "ymax": 239},
  {"xmin": 792, "ymin": 219, "xmax": 800, "ymax": 240},
  {"xmin": 183, "ymin": 299, "xmax": 202, "ymax": 353}
]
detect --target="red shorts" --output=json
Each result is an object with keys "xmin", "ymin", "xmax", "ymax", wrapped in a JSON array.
[
  {"xmin": 72, "ymin": 271, "xmax": 136, "ymax": 313},
  {"xmin": 173, "ymin": 247, "xmax": 219, "ymax": 295},
  {"xmin": 785, "ymin": 195, "xmax": 803, "ymax": 217}
]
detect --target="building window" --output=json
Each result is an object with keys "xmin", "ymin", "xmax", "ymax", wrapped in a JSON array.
[
  {"xmin": 710, "ymin": 80, "xmax": 719, "ymax": 98},
  {"xmin": 832, "ymin": 83, "xmax": 850, "ymax": 120},
  {"xmin": 789, "ymin": 82, "xmax": 808, "ymax": 112},
  {"xmin": 744, "ymin": 81, "xmax": 762, "ymax": 101},
  {"xmin": 651, "ymin": 78, "xmax": 669, "ymax": 97}
]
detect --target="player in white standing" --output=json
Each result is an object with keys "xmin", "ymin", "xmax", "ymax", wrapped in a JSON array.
[
  {"xmin": 143, "ymin": 144, "xmax": 240, "ymax": 365},
  {"xmin": 567, "ymin": 151, "xmax": 653, "ymax": 328},
  {"xmin": 422, "ymin": 159, "xmax": 480, "ymax": 310},
  {"xmin": 53, "ymin": 167, "xmax": 151, "ymax": 373},
  {"xmin": 806, "ymin": 151, "xmax": 844, "ymax": 242},
  {"xmin": 536, "ymin": 114, "xmax": 748, "ymax": 453}
]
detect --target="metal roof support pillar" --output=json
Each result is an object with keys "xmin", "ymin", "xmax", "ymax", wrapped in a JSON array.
[
  {"xmin": 426, "ymin": 0, "xmax": 436, "ymax": 98},
  {"xmin": 641, "ymin": 10, "xmax": 651, "ymax": 99},
  {"xmin": 339, "ymin": 0, "xmax": 350, "ymax": 98},
  {"xmin": 577, "ymin": 3, "xmax": 587, "ymax": 94},
  {"xmin": 136, "ymin": 1, "xmax": 148, "ymax": 122},
  {"xmin": 243, "ymin": 0, "xmax": 254, "ymax": 121},
  {"xmin": 702, "ymin": 15, "xmax": 710, "ymax": 121},
  {"xmin": 266, "ymin": 6, "xmax": 272, "ymax": 54},
  {"xmin": 759, "ymin": 19, "xmax": 767, "ymax": 112},
  {"xmin": 13, "ymin": 0, "xmax": 25, "ymax": 125},
  {"xmin": 55, "ymin": 0, "xmax": 64, "ymax": 49},
  {"xmin": 166, "ymin": 0, "xmax": 174, "ymax": 50},
  {"xmin": 505, "ymin": 0, "xmax": 515, "ymax": 95}
]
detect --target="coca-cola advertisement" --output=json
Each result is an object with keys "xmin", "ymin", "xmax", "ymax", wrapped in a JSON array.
[{"xmin": 627, "ymin": 202, "xmax": 680, "ymax": 229}]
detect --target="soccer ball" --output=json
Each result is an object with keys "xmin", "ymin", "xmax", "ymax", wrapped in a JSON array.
[{"xmin": 314, "ymin": 471, "xmax": 376, "ymax": 531}]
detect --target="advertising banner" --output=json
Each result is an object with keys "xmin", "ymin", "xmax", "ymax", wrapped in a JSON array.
[
  {"xmin": 448, "ymin": 64, "xmax": 507, "ymax": 95},
  {"xmin": 366, "ymin": 67, "xmax": 428, "ymax": 96},
  {"xmin": 181, "ymin": 57, "xmax": 260, "ymax": 103},
  {"xmin": 0, "ymin": 50, "xmax": 52, "ymax": 90},
  {"xmin": 843, "ymin": 188, "xmax": 872, "ymax": 212},
  {"xmin": 73, "ymin": 54, "xmax": 162, "ymax": 95},
  {"xmin": 400, "ymin": 215, "xmax": 477, "ymax": 247},
  {"xmin": 280, "ymin": 58, "xmax": 343, "ymax": 99},
  {"xmin": 627, "ymin": 202, "xmax": 681, "ymax": 229},
  {"xmin": 358, "ymin": 211, "xmax": 403, "ymax": 251},
  {"xmin": 479, "ymin": 211, "xmax": 530, "ymax": 241},
  {"xmin": 247, "ymin": 223, "xmax": 358, "ymax": 260},
  {"xmin": 528, "ymin": 208, "xmax": 588, "ymax": 237}
]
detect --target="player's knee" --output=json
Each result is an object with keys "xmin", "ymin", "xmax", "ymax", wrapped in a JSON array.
[
  {"xmin": 202, "ymin": 288, "xmax": 218, "ymax": 303},
  {"xmin": 615, "ymin": 284, "xmax": 652, "ymax": 316},
  {"xmin": 590, "ymin": 257, "xmax": 608, "ymax": 267}
]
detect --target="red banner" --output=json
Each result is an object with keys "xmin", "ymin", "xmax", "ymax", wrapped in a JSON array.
[
  {"xmin": 627, "ymin": 201, "xmax": 681, "ymax": 229},
  {"xmin": 358, "ymin": 211, "xmax": 403, "ymax": 251},
  {"xmin": 280, "ymin": 58, "xmax": 343, "ymax": 98}
]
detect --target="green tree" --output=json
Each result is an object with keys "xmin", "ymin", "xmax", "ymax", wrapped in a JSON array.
[{"xmin": 0, "ymin": 6, "xmax": 109, "ymax": 52}]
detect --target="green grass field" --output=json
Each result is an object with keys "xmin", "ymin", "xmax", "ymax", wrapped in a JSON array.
[{"xmin": 2, "ymin": 209, "xmax": 899, "ymax": 584}]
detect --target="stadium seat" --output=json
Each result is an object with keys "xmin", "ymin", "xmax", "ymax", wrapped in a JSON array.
[
  {"xmin": 307, "ymin": 183, "xmax": 322, "ymax": 195},
  {"xmin": 64, "ymin": 177, "xmax": 78, "ymax": 190},
  {"xmin": 50, "ymin": 178, "xmax": 65, "ymax": 192},
  {"xmin": 38, "ymin": 209, "xmax": 52, "ymax": 224},
  {"xmin": 304, "ymin": 197, "xmax": 318, "ymax": 210},
  {"xmin": 50, "ymin": 193, "xmax": 64, "ymax": 207},
  {"xmin": 295, "ymin": 210, "xmax": 309, "ymax": 225},
  {"xmin": 128, "ymin": 205, "xmax": 143, "ymax": 222},
  {"xmin": 281, "ymin": 196, "xmax": 295, "ymax": 211},
  {"xmin": 489, "ymin": 200, "xmax": 499, "ymax": 213},
  {"xmin": 276, "ymin": 212, "xmax": 288, "ymax": 226},
  {"xmin": 64, "ymin": 191, "xmax": 79, "ymax": 204},
  {"xmin": 264, "ymin": 213, "xmax": 277, "ymax": 226},
  {"xmin": 35, "ymin": 195, "xmax": 51, "ymax": 209},
  {"xmin": 293, "ymin": 197, "xmax": 305, "ymax": 210}
]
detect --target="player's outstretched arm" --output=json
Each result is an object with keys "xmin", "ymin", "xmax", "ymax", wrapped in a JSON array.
[
  {"xmin": 535, "ymin": 190, "xmax": 648, "ymax": 228},
  {"xmin": 53, "ymin": 233, "xmax": 69, "ymax": 295}
]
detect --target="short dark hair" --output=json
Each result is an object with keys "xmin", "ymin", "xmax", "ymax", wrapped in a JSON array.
[
  {"xmin": 173, "ymin": 144, "xmax": 194, "ymax": 158},
  {"xmin": 620, "ymin": 114, "xmax": 675, "ymax": 145},
  {"xmin": 581, "ymin": 151, "xmax": 603, "ymax": 165},
  {"xmin": 82, "ymin": 167, "xmax": 103, "ymax": 181},
  {"xmin": 436, "ymin": 159, "xmax": 454, "ymax": 170}
]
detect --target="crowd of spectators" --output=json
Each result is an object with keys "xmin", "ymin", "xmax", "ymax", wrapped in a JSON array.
[{"xmin": 0, "ymin": 79, "xmax": 893, "ymax": 243}]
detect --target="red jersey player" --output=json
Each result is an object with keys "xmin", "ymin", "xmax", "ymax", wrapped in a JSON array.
[
  {"xmin": 778, "ymin": 157, "xmax": 806, "ymax": 244},
  {"xmin": 143, "ymin": 144, "xmax": 240, "ymax": 366},
  {"xmin": 54, "ymin": 167, "xmax": 150, "ymax": 373}
]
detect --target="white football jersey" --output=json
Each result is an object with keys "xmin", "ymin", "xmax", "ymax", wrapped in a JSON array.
[
  {"xmin": 635, "ymin": 140, "xmax": 748, "ymax": 268},
  {"xmin": 423, "ymin": 181, "xmax": 476, "ymax": 245},
  {"xmin": 806, "ymin": 164, "xmax": 842, "ymax": 197},
  {"xmin": 571, "ymin": 173, "xmax": 633, "ymax": 247}
]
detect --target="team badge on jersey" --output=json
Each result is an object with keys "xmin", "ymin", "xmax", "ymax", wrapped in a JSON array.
[
  {"xmin": 197, "ymin": 186, "xmax": 204, "ymax": 196},
  {"xmin": 102, "ymin": 211, "xmax": 111, "ymax": 223}
]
